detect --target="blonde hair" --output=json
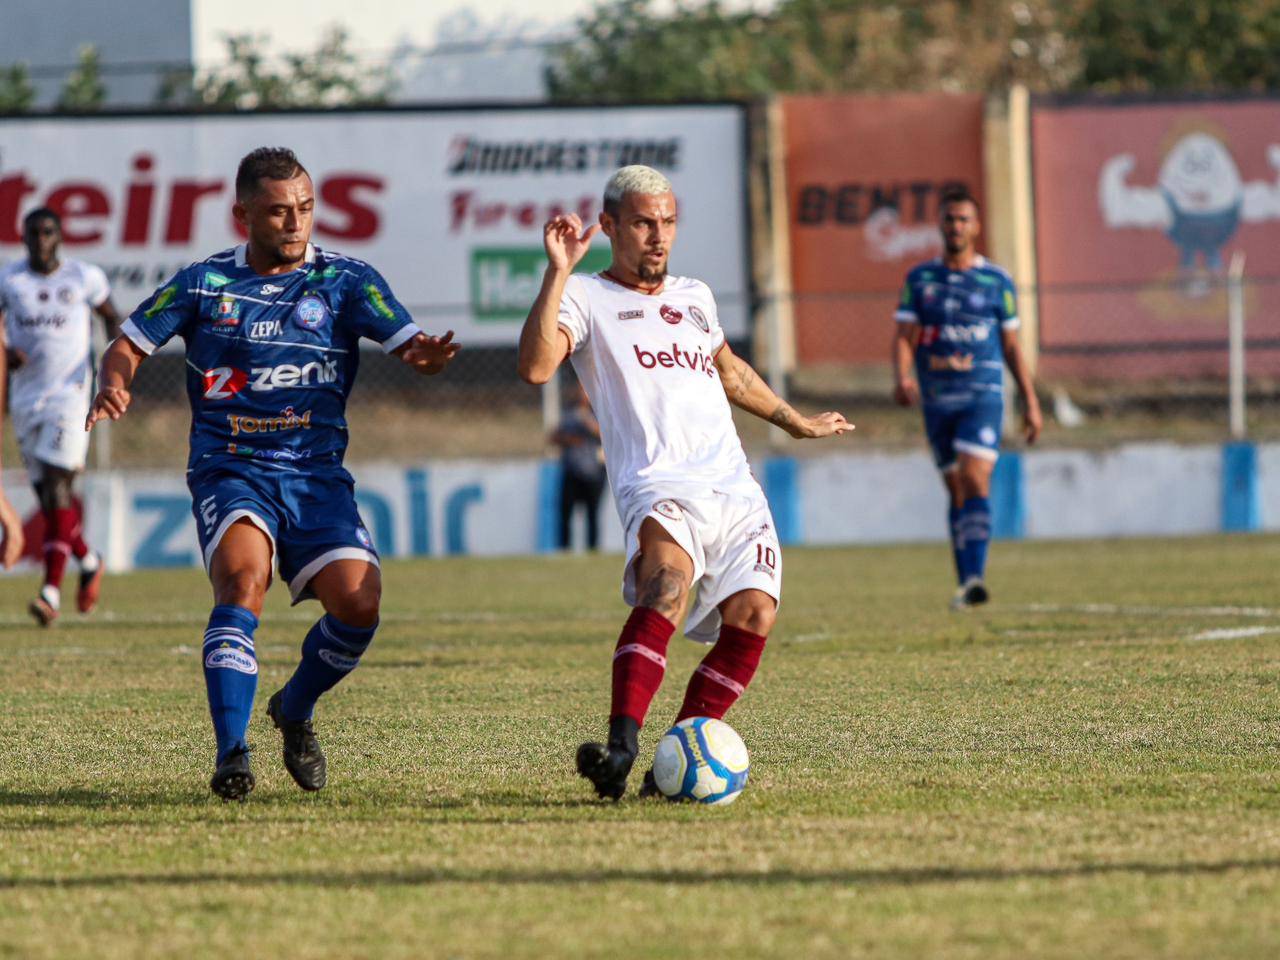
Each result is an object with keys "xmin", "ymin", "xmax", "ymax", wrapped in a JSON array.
[{"xmin": 603, "ymin": 165, "xmax": 673, "ymax": 216}]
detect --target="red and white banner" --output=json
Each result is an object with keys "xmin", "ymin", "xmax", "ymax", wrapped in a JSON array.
[{"xmin": 0, "ymin": 106, "xmax": 748, "ymax": 345}]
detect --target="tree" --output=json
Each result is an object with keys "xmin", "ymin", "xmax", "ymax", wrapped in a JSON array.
[
  {"xmin": 547, "ymin": 0, "xmax": 1079, "ymax": 102},
  {"xmin": 158, "ymin": 27, "xmax": 394, "ymax": 109},
  {"xmin": 1069, "ymin": 0, "xmax": 1280, "ymax": 92},
  {"xmin": 549, "ymin": 0, "xmax": 1280, "ymax": 102},
  {"xmin": 57, "ymin": 45, "xmax": 107, "ymax": 112},
  {"xmin": 0, "ymin": 63, "xmax": 35, "ymax": 114}
]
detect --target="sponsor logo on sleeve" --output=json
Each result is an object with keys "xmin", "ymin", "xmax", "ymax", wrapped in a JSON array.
[
  {"xmin": 363, "ymin": 285, "xmax": 396, "ymax": 322},
  {"xmin": 143, "ymin": 284, "xmax": 177, "ymax": 319}
]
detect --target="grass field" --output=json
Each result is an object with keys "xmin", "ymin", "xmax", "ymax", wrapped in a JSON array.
[{"xmin": 2, "ymin": 536, "xmax": 1279, "ymax": 959}]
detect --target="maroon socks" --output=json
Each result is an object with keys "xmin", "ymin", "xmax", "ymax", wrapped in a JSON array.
[{"xmin": 677, "ymin": 624, "xmax": 768, "ymax": 721}]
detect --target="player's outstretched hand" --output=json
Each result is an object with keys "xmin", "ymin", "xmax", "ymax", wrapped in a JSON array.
[
  {"xmin": 1023, "ymin": 401, "xmax": 1043, "ymax": 445},
  {"xmin": 400, "ymin": 330, "xmax": 461, "ymax": 375},
  {"xmin": 798, "ymin": 411, "xmax": 854, "ymax": 439},
  {"xmin": 0, "ymin": 492, "xmax": 23, "ymax": 569},
  {"xmin": 893, "ymin": 379, "xmax": 919, "ymax": 407},
  {"xmin": 544, "ymin": 214, "xmax": 601, "ymax": 272},
  {"xmin": 85, "ymin": 386, "xmax": 131, "ymax": 431}
]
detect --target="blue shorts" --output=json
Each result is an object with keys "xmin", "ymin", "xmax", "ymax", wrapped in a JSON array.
[
  {"xmin": 189, "ymin": 458, "xmax": 378, "ymax": 603},
  {"xmin": 923, "ymin": 399, "xmax": 1004, "ymax": 472}
]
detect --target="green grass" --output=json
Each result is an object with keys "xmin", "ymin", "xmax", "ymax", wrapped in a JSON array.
[{"xmin": 2, "ymin": 536, "xmax": 1279, "ymax": 959}]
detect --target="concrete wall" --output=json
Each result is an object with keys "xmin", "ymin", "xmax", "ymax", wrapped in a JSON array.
[{"xmin": 2, "ymin": 440, "xmax": 1271, "ymax": 575}]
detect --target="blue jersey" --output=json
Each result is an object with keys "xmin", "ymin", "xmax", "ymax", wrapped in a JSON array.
[
  {"xmin": 122, "ymin": 244, "xmax": 419, "ymax": 472},
  {"xmin": 895, "ymin": 256, "xmax": 1018, "ymax": 409}
]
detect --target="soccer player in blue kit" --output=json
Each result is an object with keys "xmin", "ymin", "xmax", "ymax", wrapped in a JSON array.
[
  {"xmin": 86, "ymin": 148, "xmax": 459, "ymax": 800},
  {"xmin": 892, "ymin": 188, "xmax": 1041, "ymax": 610}
]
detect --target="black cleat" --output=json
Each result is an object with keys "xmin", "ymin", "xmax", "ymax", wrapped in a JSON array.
[
  {"xmin": 267, "ymin": 690, "xmax": 327, "ymax": 792},
  {"xmin": 210, "ymin": 748, "xmax": 255, "ymax": 802},
  {"xmin": 963, "ymin": 578, "xmax": 990, "ymax": 607},
  {"xmin": 637, "ymin": 767, "xmax": 662, "ymax": 799},
  {"xmin": 576, "ymin": 741, "xmax": 636, "ymax": 801}
]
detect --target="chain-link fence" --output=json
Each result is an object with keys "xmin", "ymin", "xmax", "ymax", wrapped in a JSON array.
[{"xmin": 72, "ymin": 271, "xmax": 1276, "ymax": 471}]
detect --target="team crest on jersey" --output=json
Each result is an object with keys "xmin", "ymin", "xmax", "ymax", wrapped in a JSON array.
[
  {"xmin": 295, "ymin": 295, "xmax": 328, "ymax": 330},
  {"xmin": 659, "ymin": 304, "xmax": 683, "ymax": 325},
  {"xmin": 356, "ymin": 526, "xmax": 374, "ymax": 549},
  {"xmin": 213, "ymin": 296, "xmax": 240, "ymax": 328},
  {"xmin": 968, "ymin": 292, "xmax": 986, "ymax": 310},
  {"xmin": 652, "ymin": 500, "xmax": 684, "ymax": 521},
  {"xmin": 688, "ymin": 305, "xmax": 710, "ymax": 333},
  {"xmin": 57, "ymin": 286, "xmax": 73, "ymax": 303}
]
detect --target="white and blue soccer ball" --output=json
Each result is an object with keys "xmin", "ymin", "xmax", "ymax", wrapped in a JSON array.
[{"xmin": 652, "ymin": 717, "xmax": 749, "ymax": 805}]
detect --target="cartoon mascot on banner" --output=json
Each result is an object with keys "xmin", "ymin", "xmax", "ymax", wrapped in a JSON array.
[{"xmin": 1099, "ymin": 123, "xmax": 1280, "ymax": 294}]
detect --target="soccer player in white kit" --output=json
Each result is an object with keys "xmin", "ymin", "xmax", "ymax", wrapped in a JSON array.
[
  {"xmin": 0, "ymin": 208, "xmax": 120, "ymax": 625},
  {"xmin": 518, "ymin": 166, "xmax": 853, "ymax": 800}
]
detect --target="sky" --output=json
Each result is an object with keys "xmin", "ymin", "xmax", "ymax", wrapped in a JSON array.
[
  {"xmin": 191, "ymin": 0, "xmax": 775, "ymax": 101},
  {"xmin": 192, "ymin": 0, "xmax": 775, "ymax": 61},
  {"xmin": 193, "ymin": 0, "xmax": 601, "ymax": 62}
]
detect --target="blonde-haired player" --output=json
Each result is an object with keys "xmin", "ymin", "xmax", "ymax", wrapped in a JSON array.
[{"xmin": 519, "ymin": 165, "xmax": 853, "ymax": 800}]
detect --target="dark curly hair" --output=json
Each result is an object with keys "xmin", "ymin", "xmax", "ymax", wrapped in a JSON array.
[{"xmin": 235, "ymin": 147, "xmax": 309, "ymax": 201}]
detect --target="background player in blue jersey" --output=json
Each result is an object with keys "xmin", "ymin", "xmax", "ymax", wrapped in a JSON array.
[
  {"xmin": 892, "ymin": 187, "xmax": 1041, "ymax": 610},
  {"xmin": 86, "ymin": 148, "xmax": 459, "ymax": 801}
]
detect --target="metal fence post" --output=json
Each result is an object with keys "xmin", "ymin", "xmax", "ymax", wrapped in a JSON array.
[{"xmin": 1228, "ymin": 252, "xmax": 1247, "ymax": 440}]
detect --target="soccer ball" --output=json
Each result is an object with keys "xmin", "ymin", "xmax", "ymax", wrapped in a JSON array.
[{"xmin": 652, "ymin": 717, "xmax": 749, "ymax": 805}]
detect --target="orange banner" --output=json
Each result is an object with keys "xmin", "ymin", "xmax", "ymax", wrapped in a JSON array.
[
  {"xmin": 782, "ymin": 94, "xmax": 986, "ymax": 366},
  {"xmin": 1032, "ymin": 97, "xmax": 1280, "ymax": 378}
]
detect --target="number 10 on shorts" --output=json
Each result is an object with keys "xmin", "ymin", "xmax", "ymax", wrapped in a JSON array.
[{"xmin": 754, "ymin": 543, "xmax": 777, "ymax": 575}]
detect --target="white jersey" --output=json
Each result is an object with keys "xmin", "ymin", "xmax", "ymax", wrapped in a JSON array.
[
  {"xmin": 0, "ymin": 257, "xmax": 109, "ymax": 412},
  {"xmin": 557, "ymin": 272, "xmax": 758, "ymax": 508}
]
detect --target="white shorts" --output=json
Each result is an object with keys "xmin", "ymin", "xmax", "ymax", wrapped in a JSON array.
[
  {"xmin": 621, "ymin": 489, "xmax": 782, "ymax": 643},
  {"xmin": 13, "ymin": 394, "xmax": 91, "ymax": 481}
]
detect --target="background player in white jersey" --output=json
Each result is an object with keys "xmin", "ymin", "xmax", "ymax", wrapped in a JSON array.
[
  {"xmin": 518, "ymin": 165, "xmax": 853, "ymax": 800},
  {"xmin": 0, "ymin": 341, "xmax": 25, "ymax": 569},
  {"xmin": 0, "ymin": 208, "xmax": 119, "ymax": 625}
]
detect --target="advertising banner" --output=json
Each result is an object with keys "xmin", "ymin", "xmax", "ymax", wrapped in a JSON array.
[
  {"xmin": 0, "ymin": 106, "xmax": 748, "ymax": 345},
  {"xmin": 781, "ymin": 94, "xmax": 986, "ymax": 366},
  {"xmin": 1032, "ymin": 96, "xmax": 1280, "ymax": 378}
]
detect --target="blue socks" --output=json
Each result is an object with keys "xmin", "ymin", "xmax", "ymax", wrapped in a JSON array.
[
  {"xmin": 279, "ymin": 614, "xmax": 377, "ymax": 722},
  {"xmin": 957, "ymin": 496, "xmax": 992, "ymax": 583},
  {"xmin": 203, "ymin": 604, "xmax": 260, "ymax": 765}
]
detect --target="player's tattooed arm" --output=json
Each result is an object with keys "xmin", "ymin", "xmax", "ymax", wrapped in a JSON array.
[{"xmin": 714, "ymin": 343, "xmax": 854, "ymax": 440}]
